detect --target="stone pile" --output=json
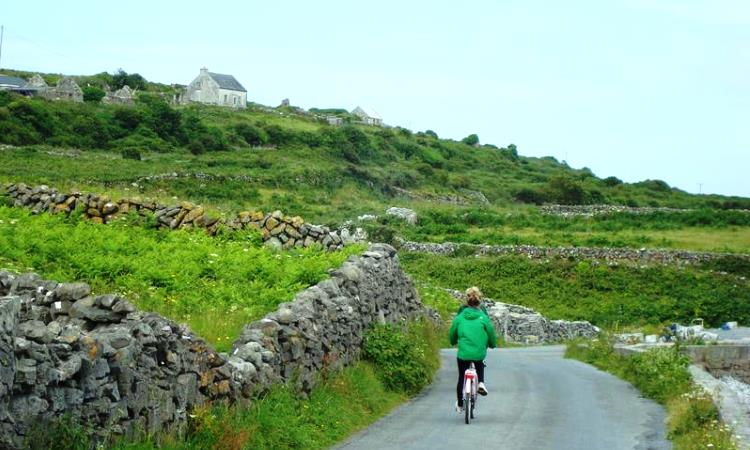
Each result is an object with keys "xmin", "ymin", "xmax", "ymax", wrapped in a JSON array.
[
  {"xmin": 446, "ymin": 290, "xmax": 599, "ymax": 344},
  {"xmin": 386, "ymin": 207, "xmax": 418, "ymax": 225},
  {"xmin": 0, "ymin": 244, "xmax": 426, "ymax": 448},
  {"xmin": 399, "ymin": 240, "xmax": 750, "ymax": 266},
  {"xmin": 3, "ymin": 183, "xmax": 347, "ymax": 251}
]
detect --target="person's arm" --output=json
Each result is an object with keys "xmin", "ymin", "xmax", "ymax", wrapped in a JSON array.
[
  {"xmin": 449, "ymin": 317, "xmax": 459, "ymax": 346},
  {"xmin": 484, "ymin": 317, "xmax": 498, "ymax": 348}
]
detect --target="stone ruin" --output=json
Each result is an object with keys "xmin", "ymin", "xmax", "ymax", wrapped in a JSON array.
[
  {"xmin": 26, "ymin": 74, "xmax": 48, "ymax": 89},
  {"xmin": 37, "ymin": 77, "xmax": 83, "ymax": 103},
  {"xmin": 0, "ymin": 244, "xmax": 426, "ymax": 448},
  {"xmin": 102, "ymin": 85, "xmax": 136, "ymax": 105}
]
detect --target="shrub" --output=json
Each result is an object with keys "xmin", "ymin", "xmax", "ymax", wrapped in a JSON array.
[
  {"xmin": 362, "ymin": 320, "xmax": 439, "ymax": 394},
  {"xmin": 514, "ymin": 187, "xmax": 547, "ymax": 205},
  {"xmin": 234, "ymin": 122, "xmax": 268, "ymax": 146},
  {"xmin": 603, "ymin": 176, "xmax": 623, "ymax": 187},
  {"xmin": 263, "ymin": 124, "xmax": 293, "ymax": 146},
  {"xmin": 82, "ymin": 86, "xmax": 106, "ymax": 103},
  {"xmin": 546, "ymin": 176, "xmax": 586, "ymax": 204},
  {"xmin": 25, "ymin": 415, "xmax": 91, "ymax": 450},
  {"xmin": 461, "ymin": 134, "xmax": 479, "ymax": 146},
  {"xmin": 120, "ymin": 147, "xmax": 141, "ymax": 160}
]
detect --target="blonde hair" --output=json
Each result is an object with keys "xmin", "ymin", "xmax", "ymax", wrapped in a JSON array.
[{"xmin": 465, "ymin": 286, "xmax": 482, "ymax": 303}]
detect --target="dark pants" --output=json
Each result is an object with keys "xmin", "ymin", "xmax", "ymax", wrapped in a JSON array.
[{"xmin": 456, "ymin": 358, "xmax": 485, "ymax": 406}]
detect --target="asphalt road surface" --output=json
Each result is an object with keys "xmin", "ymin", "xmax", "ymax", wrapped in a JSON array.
[{"xmin": 336, "ymin": 346, "xmax": 670, "ymax": 450}]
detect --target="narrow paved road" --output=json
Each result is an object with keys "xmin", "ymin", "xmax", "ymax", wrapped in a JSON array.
[{"xmin": 336, "ymin": 346, "xmax": 670, "ymax": 450}]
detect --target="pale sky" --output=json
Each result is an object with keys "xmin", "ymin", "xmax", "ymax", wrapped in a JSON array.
[{"xmin": 2, "ymin": 1, "xmax": 749, "ymax": 197}]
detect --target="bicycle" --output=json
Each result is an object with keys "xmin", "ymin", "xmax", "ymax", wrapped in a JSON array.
[{"xmin": 462, "ymin": 362, "xmax": 478, "ymax": 424}]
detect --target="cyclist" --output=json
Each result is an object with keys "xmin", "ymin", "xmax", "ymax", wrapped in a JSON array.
[
  {"xmin": 457, "ymin": 286, "xmax": 489, "ymax": 317},
  {"xmin": 449, "ymin": 292, "xmax": 497, "ymax": 413}
]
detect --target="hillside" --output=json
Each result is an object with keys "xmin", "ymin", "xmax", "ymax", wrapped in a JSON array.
[
  {"xmin": 2, "ymin": 71, "xmax": 749, "ymax": 216},
  {"xmin": 2, "ymin": 69, "xmax": 750, "ymax": 328}
]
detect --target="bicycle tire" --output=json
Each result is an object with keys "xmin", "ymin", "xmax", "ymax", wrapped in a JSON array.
[{"xmin": 464, "ymin": 391, "xmax": 471, "ymax": 424}]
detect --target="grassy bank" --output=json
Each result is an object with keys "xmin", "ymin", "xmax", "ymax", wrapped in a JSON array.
[
  {"xmin": 0, "ymin": 206, "xmax": 363, "ymax": 351},
  {"xmin": 28, "ymin": 320, "xmax": 440, "ymax": 450},
  {"xmin": 400, "ymin": 253, "xmax": 750, "ymax": 328},
  {"xmin": 566, "ymin": 339, "xmax": 736, "ymax": 449}
]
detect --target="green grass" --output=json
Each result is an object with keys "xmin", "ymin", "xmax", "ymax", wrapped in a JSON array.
[
  {"xmin": 566, "ymin": 339, "xmax": 737, "ymax": 449},
  {"xmin": 0, "ymin": 206, "xmax": 363, "ymax": 351},
  {"xmin": 400, "ymin": 252, "xmax": 750, "ymax": 328}
]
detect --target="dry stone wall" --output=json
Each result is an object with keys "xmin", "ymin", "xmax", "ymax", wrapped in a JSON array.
[
  {"xmin": 3, "ymin": 183, "xmax": 346, "ymax": 251},
  {"xmin": 399, "ymin": 240, "xmax": 749, "ymax": 266},
  {"xmin": 446, "ymin": 290, "xmax": 599, "ymax": 343},
  {"xmin": 540, "ymin": 204, "xmax": 696, "ymax": 217},
  {"xmin": 0, "ymin": 244, "xmax": 424, "ymax": 448}
]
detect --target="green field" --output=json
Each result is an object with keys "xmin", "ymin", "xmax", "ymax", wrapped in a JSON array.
[
  {"xmin": 401, "ymin": 252, "xmax": 750, "ymax": 328},
  {"xmin": 0, "ymin": 206, "xmax": 363, "ymax": 351}
]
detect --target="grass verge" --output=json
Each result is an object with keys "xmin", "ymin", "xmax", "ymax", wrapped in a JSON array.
[{"xmin": 566, "ymin": 338, "xmax": 736, "ymax": 449}]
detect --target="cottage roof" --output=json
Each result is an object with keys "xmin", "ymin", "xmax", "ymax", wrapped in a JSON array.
[
  {"xmin": 352, "ymin": 106, "xmax": 381, "ymax": 120},
  {"xmin": 0, "ymin": 75, "xmax": 27, "ymax": 89},
  {"xmin": 208, "ymin": 72, "xmax": 246, "ymax": 92}
]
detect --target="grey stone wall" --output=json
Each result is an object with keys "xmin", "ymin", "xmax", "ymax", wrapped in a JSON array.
[
  {"xmin": 539, "ymin": 204, "xmax": 696, "ymax": 217},
  {"xmin": 445, "ymin": 290, "xmax": 599, "ymax": 343},
  {"xmin": 0, "ymin": 244, "xmax": 424, "ymax": 448},
  {"xmin": 683, "ymin": 345, "xmax": 750, "ymax": 384},
  {"xmin": 399, "ymin": 240, "xmax": 749, "ymax": 266},
  {"xmin": 3, "ymin": 183, "xmax": 346, "ymax": 251},
  {"xmin": 228, "ymin": 244, "xmax": 425, "ymax": 393}
]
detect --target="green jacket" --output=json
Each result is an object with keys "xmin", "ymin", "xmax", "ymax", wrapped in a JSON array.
[
  {"xmin": 457, "ymin": 303, "xmax": 489, "ymax": 317},
  {"xmin": 449, "ymin": 308, "xmax": 498, "ymax": 361}
]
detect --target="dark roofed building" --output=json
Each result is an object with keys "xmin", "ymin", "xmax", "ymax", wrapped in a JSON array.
[
  {"xmin": 185, "ymin": 67, "xmax": 247, "ymax": 108},
  {"xmin": 0, "ymin": 74, "xmax": 28, "ymax": 90}
]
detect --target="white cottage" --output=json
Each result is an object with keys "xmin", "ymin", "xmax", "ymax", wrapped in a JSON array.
[
  {"xmin": 185, "ymin": 67, "xmax": 247, "ymax": 108},
  {"xmin": 351, "ymin": 106, "xmax": 382, "ymax": 126}
]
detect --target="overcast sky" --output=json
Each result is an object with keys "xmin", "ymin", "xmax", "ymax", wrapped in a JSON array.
[{"xmin": 2, "ymin": 0, "xmax": 748, "ymax": 197}]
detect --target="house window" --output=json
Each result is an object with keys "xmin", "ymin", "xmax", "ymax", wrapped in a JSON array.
[
  {"xmin": 224, "ymin": 94, "xmax": 228, "ymax": 104},
  {"xmin": 196, "ymin": 81, "xmax": 201, "ymax": 89}
]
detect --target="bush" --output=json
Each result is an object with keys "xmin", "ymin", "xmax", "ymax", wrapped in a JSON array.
[
  {"xmin": 82, "ymin": 86, "xmax": 106, "ymax": 103},
  {"xmin": 461, "ymin": 134, "xmax": 479, "ymax": 146},
  {"xmin": 25, "ymin": 415, "xmax": 91, "ymax": 450},
  {"xmin": 263, "ymin": 124, "xmax": 293, "ymax": 146},
  {"xmin": 362, "ymin": 320, "xmax": 439, "ymax": 395},
  {"xmin": 234, "ymin": 122, "xmax": 268, "ymax": 146},
  {"xmin": 603, "ymin": 176, "xmax": 623, "ymax": 187},
  {"xmin": 120, "ymin": 147, "xmax": 141, "ymax": 160},
  {"xmin": 514, "ymin": 187, "xmax": 547, "ymax": 205},
  {"xmin": 546, "ymin": 176, "xmax": 586, "ymax": 204}
]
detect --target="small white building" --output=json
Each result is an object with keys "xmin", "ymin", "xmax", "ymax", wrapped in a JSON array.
[
  {"xmin": 185, "ymin": 67, "xmax": 247, "ymax": 108},
  {"xmin": 351, "ymin": 106, "xmax": 382, "ymax": 126}
]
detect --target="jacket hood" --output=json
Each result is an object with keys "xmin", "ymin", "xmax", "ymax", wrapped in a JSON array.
[{"xmin": 462, "ymin": 308, "xmax": 483, "ymax": 320}]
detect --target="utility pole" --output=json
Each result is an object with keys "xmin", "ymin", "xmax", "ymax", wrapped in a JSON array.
[
  {"xmin": 0, "ymin": 25, "xmax": 4, "ymax": 70},
  {"xmin": 698, "ymin": 183, "xmax": 703, "ymax": 194}
]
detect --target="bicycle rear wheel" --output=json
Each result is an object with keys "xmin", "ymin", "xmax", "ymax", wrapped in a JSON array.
[{"xmin": 464, "ymin": 392, "xmax": 471, "ymax": 424}]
